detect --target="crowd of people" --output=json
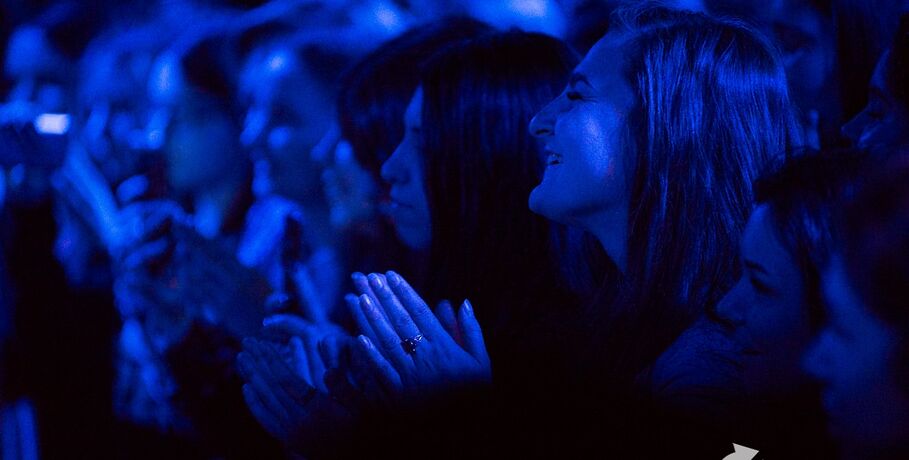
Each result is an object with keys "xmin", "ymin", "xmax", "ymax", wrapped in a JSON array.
[{"xmin": 0, "ymin": 0, "xmax": 908, "ymax": 458}]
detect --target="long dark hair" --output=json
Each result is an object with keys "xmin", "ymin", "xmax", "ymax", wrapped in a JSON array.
[
  {"xmin": 337, "ymin": 18, "xmax": 490, "ymax": 177},
  {"xmin": 334, "ymin": 19, "xmax": 489, "ymax": 278},
  {"xmin": 596, "ymin": 5, "xmax": 804, "ymax": 377},
  {"xmin": 418, "ymin": 31, "xmax": 578, "ymax": 346}
]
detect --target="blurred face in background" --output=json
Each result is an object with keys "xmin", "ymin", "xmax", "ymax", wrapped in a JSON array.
[
  {"xmin": 149, "ymin": 54, "xmax": 243, "ymax": 197},
  {"xmin": 841, "ymin": 51, "xmax": 909, "ymax": 156},
  {"xmin": 79, "ymin": 47, "xmax": 164, "ymax": 187},
  {"xmin": 804, "ymin": 255, "xmax": 909, "ymax": 450},
  {"xmin": 715, "ymin": 205, "xmax": 814, "ymax": 397},
  {"xmin": 322, "ymin": 135, "xmax": 380, "ymax": 230},
  {"xmin": 708, "ymin": 0, "xmax": 836, "ymax": 139},
  {"xmin": 767, "ymin": 0, "xmax": 834, "ymax": 111},
  {"xmin": 240, "ymin": 47, "xmax": 332, "ymax": 202},
  {"xmin": 380, "ymin": 88, "xmax": 431, "ymax": 250},
  {"xmin": 1, "ymin": 25, "xmax": 75, "ymax": 204}
]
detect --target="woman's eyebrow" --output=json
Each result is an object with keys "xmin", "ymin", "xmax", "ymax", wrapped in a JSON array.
[{"xmin": 569, "ymin": 72, "xmax": 593, "ymax": 89}]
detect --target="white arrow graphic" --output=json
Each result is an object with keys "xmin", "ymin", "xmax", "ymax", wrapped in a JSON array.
[{"xmin": 723, "ymin": 443, "xmax": 759, "ymax": 460}]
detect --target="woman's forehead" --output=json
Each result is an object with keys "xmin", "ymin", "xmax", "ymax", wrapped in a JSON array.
[
  {"xmin": 405, "ymin": 88, "xmax": 423, "ymax": 123},
  {"xmin": 577, "ymin": 33, "xmax": 630, "ymax": 84}
]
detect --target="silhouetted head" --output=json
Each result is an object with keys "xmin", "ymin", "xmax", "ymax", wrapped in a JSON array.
[
  {"xmin": 805, "ymin": 154, "xmax": 909, "ymax": 454},
  {"xmin": 716, "ymin": 149, "xmax": 864, "ymax": 397},
  {"xmin": 149, "ymin": 33, "xmax": 248, "ymax": 197},
  {"xmin": 381, "ymin": 30, "xmax": 577, "ymax": 331},
  {"xmin": 842, "ymin": 13, "xmax": 909, "ymax": 156}
]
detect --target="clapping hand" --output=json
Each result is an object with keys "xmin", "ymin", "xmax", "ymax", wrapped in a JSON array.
[
  {"xmin": 346, "ymin": 271, "xmax": 491, "ymax": 402},
  {"xmin": 237, "ymin": 332, "xmax": 354, "ymax": 454}
]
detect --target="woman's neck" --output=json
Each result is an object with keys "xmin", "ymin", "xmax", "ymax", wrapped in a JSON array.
[{"xmin": 585, "ymin": 207, "xmax": 629, "ymax": 274}]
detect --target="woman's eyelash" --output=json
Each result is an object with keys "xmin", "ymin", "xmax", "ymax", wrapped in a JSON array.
[
  {"xmin": 748, "ymin": 275, "xmax": 773, "ymax": 295},
  {"xmin": 566, "ymin": 91, "xmax": 583, "ymax": 101}
]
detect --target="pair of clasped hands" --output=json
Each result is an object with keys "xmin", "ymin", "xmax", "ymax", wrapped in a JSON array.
[{"xmin": 237, "ymin": 270, "xmax": 492, "ymax": 452}]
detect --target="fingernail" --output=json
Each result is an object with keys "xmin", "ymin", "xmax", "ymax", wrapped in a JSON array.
[
  {"xmin": 386, "ymin": 270, "xmax": 400, "ymax": 287},
  {"xmin": 351, "ymin": 272, "xmax": 365, "ymax": 281},
  {"xmin": 462, "ymin": 300, "xmax": 473, "ymax": 315},
  {"xmin": 359, "ymin": 294, "xmax": 373, "ymax": 309},
  {"xmin": 368, "ymin": 273, "xmax": 384, "ymax": 289},
  {"xmin": 358, "ymin": 334, "xmax": 371, "ymax": 348}
]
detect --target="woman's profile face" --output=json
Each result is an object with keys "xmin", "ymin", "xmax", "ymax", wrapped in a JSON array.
[
  {"xmin": 528, "ymin": 34, "xmax": 633, "ymax": 230},
  {"xmin": 380, "ymin": 88, "xmax": 431, "ymax": 250},
  {"xmin": 804, "ymin": 255, "xmax": 909, "ymax": 447},
  {"xmin": 715, "ymin": 205, "xmax": 812, "ymax": 397},
  {"xmin": 842, "ymin": 51, "xmax": 909, "ymax": 156}
]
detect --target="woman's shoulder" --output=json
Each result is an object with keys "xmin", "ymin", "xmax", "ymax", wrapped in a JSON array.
[{"xmin": 644, "ymin": 315, "xmax": 745, "ymax": 420}]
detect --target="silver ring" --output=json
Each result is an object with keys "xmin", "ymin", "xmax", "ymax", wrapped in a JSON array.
[{"xmin": 401, "ymin": 334, "xmax": 424, "ymax": 354}]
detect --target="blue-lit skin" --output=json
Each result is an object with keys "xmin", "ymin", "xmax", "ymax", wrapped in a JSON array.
[
  {"xmin": 149, "ymin": 54, "xmax": 247, "ymax": 203},
  {"xmin": 528, "ymin": 34, "xmax": 633, "ymax": 271},
  {"xmin": 240, "ymin": 47, "xmax": 332, "ymax": 203},
  {"xmin": 380, "ymin": 88, "xmax": 431, "ymax": 251},
  {"xmin": 841, "ymin": 51, "xmax": 909, "ymax": 156},
  {"xmin": 803, "ymin": 255, "xmax": 909, "ymax": 453},
  {"xmin": 715, "ymin": 205, "xmax": 813, "ymax": 397}
]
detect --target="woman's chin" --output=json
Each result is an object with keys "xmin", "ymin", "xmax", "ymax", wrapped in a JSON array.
[
  {"xmin": 528, "ymin": 186, "xmax": 547, "ymax": 214},
  {"xmin": 529, "ymin": 186, "xmax": 563, "ymax": 223}
]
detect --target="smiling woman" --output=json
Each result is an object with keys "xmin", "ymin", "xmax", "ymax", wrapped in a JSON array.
[
  {"xmin": 529, "ymin": 4, "xmax": 803, "ymax": 382},
  {"xmin": 523, "ymin": 5, "xmax": 807, "ymax": 454}
]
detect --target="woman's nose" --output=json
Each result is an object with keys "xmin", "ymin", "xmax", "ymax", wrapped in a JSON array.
[
  {"xmin": 529, "ymin": 101, "xmax": 556, "ymax": 138},
  {"xmin": 714, "ymin": 287, "xmax": 746, "ymax": 330},
  {"xmin": 381, "ymin": 144, "xmax": 407, "ymax": 185}
]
